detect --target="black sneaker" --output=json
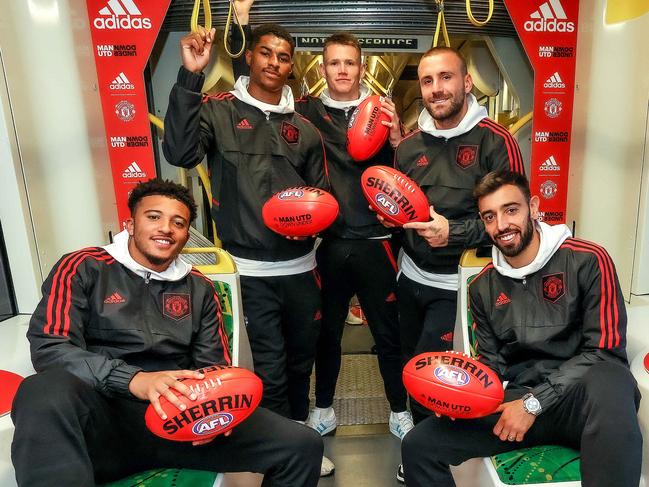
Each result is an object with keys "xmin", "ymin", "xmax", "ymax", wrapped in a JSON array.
[{"xmin": 396, "ymin": 463, "xmax": 405, "ymax": 484}]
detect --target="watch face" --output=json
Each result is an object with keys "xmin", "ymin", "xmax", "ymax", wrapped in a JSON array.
[{"xmin": 525, "ymin": 396, "xmax": 541, "ymax": 412}]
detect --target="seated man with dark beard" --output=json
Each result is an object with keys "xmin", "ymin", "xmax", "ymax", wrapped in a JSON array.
[{"xmin": 401, "ymin": 170, "xmax": 642, "ymax": 487}]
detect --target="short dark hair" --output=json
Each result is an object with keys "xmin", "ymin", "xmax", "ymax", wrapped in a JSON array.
[
  {"xmin": 323, "ymin": 32, "xmax": 362, "ymax": 61},
  {"xmin": 420, "ymin": 46, "xmax": 468, "ymax": 76},
  {"xmin": 250, "ymin": 23, "xmax": 295, "ymax": 57},
  {"xmin": 473, "ymin": 170, "xmax": 531, "ymax": 204},
  {"xmin": 128, "ymin": 179, "xmax": 198, "ymax": 223}
]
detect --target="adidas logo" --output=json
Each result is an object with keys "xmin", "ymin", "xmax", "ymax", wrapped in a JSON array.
[
  {"xmin": 525, "ymin": 0, "xmax": 574, "ymax": 32},
  {"xmin": 495, "ymin": 292, "xmax": 511, "ymax": 307},
  {"xmin": 236, "ymin": 118, "xmax": 253, "ymax": 130},
  {"xmin": 104, "ymin": 292, "xmax": 126, "ymax": 304},
  {"xmin": 543, "ymin": 72, "xmax": 566, "ymax": 90},
  {"xmin": 122, "ymin": 161, "xmax": 147, "ymax": 179},
  {"xmin": 94, "ymin": 0, "xmax": 152, "ymax": 30},
  {"xmin": 540, "ymin": 155, "xmax": 560, "ymax": 171},
  {"xmin": 416, "ymin": 154, "xmax": 429, "ymax": 167},
  {"xmin": 110, "ymin": 72, "xmax": 135, "ymax": 90}
]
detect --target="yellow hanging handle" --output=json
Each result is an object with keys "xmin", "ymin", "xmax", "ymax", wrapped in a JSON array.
[
  {"xmin": 190, "ymin": 0, "xmax": 212, "ymax": 33},
  {"xmin": 466, "ymin": 0, "xmax": 494, "ymax": 27},
  {"xmin": 433, "ymin": 0, "xmax": 451, "ymax": 47},
  {"xmin": 223, "ymin": 0, "xmax": 247, "ymax": 59}
]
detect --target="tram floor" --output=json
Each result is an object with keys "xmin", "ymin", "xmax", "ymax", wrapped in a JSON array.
[{"xmin": 316, "ymin": 323, "xmax": 404, "ymax": 485}]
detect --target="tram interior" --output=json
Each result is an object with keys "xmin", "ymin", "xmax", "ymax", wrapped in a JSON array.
[{"xmin": 1, "ymin": 0, "xmax": 649, "ymax": 486}]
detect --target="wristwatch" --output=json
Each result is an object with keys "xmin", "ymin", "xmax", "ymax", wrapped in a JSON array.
[{"xmin": 522, "ymin": 393, "xmax": 542, "ymax": 416}]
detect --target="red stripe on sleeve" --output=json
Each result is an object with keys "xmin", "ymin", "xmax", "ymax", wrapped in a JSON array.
[
  {"xmin": 45, "ymin": 249, "xmax": 110, "ymax": 335},
  {"xmin": 560, "ymin": 239, "xmax": 618, "ymax": 348},
  {"xmin": 478, "ymin": 119, "xmax": 524, "ymax": 174}
]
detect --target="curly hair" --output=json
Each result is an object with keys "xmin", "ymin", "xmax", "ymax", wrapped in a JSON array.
[
  {"xmin": 251, "ymin": 23, "xmax": 295, "ymax": 56},
  {"xmin": 128, "ymin": 179, "xmax": 198, "ymax": 223}
]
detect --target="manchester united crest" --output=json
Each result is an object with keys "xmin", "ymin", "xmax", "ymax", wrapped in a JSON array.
[
  {"xmin": 281, "ymin": 121, "xmax": 299, "ymax": 145},
  {"xmin": 456, "ymin": 145, "xmax": 478, "ymax": 169},
  {"xmin": 542, "ymin": 273, "xmax": 565, "ymax": 303},
  {"xmin": 163, "ymin": 293, "xmax": 191, "ymax": 321}
]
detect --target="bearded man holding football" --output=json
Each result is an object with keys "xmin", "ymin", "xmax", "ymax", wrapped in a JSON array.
[
  {"xmin": 11, "ymin": 179, "xmax": 322, "ymax": 487},
  {"xmin": 401, "ymin": 170, "xmax": 642, "ymax": 487},
  {"xmin": 230, "ymin": 4, "xmax": 414, "ymax": 468},
  {"xmin": 394, "ymin": 47, "xmax": 525, "ymax": 426}
]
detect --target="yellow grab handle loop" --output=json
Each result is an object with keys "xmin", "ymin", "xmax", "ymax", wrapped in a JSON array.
[
  {"xmin": 466, "ymin": 0, "xmax": 494, "ymax": 27},
  {"xmin": 223, "ymin": 0, "xmax": 246, "ymax": 59},
  {"xmin": 190, "ymin": 0, "xmax": 212, "ymax": 33},
  {"xmin": 433, "ymin": 0, "xmax": 451, "ymax": 47}
]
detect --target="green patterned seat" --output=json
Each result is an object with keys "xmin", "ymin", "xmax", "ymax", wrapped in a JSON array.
[
  {"xmin": 103, "ymin": 468, "xmax": 219, "ymax": 487},
  {"xmin": 459, "ymin": 251, "xmax": 581, "ymax": 486}
]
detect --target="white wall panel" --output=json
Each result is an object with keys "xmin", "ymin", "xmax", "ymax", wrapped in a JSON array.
[
  {"xmin": 0, "ymin": 0, "xmax": 119, "ymax": 296},
  {"xmin": 567, "ymin": 1, "xmax": 649, "ymax": 300}
]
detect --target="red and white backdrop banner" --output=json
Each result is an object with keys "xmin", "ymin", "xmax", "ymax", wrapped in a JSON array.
[
  {"xmin": 503, "ymin": 0, "xmax": 579, "ymax": 224},
  {"xmin": 87, "ymin": 0, "xmax": 171, "ymax": 226}
]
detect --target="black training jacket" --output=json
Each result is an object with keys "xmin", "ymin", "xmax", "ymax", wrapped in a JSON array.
[
  {"xmin": 163, "ymin": 66, "xmax": 328, "ymax": 261},
  {"xmin": 28, "ymin": 248, "xmax": 230, "ymax": 397},
  {"xmin": 230, "ymin": 25, "xmax": 394, "ymax": 239},
  {"xmin": 396, "ymin": 122, "xmax": 525, "ymax": 274},
  {"xmin": 295, "ymin": 96, "xmax": 395, "ymax": 238},
  {"xmin": 469, "ymin": 238, "xmax": 629, "ymax": 412}
]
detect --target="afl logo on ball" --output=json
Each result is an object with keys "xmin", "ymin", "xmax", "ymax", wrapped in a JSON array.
[
  {"xmin": 456, "ymin": 145, "xmax": 478, "ymax": 169},
  {"xmin": 375, "ymin": 193, "xmax": 400, "ymax": 216},
  {"xmin": 192, "ymin": 413, "xmax": 234, "ymax": 436},
  {"xmin": 542, "ymin": 273, "xmax": 565, "ymax": 303},
  {"xmin": 163, "ymin": 293, "xmax": 191, "ymax": 321},
  {"xmin": 278, "ymin": 189, "xmax": 304, "ymax": 199},
  {"xmin": 434, "ymin": 365, "xmax": 470, "ymax": 387}
]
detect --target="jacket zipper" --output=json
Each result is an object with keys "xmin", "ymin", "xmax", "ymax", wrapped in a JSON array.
[{"xmin": 144, "ymin": 271, "xmax": 151, "ymax": 284}]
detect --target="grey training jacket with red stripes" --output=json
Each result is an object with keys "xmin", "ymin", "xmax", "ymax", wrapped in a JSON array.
[
  {"xmin": 28, "ymin": 247, "xmax": 231, "ymax": 397},
  {"xmin": 469, "ymin": 238, "xmax": 628, "ymax": 412}
]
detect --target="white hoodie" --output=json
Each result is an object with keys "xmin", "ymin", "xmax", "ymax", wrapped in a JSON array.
[
  {"xmin": 492, "ymin": 221, "xmax": 572, "ymax": 280},
  {"xmin": 319, "ymin": 84, "xmax": 372, "ymax": 113},
  {"xmin": 103, "ymin": 230, "xmax": 192, "ymax": 282},
  {"xmin": 231, "ymin": 75, "xmax": 294, "ymax": 115},
  {"xmin": 418, "ymin": 93, "xmax": 487, "ymax": 140}
]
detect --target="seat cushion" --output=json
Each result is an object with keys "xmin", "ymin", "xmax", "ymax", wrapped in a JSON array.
[
  {"xmin": 101, "ymin": 468, "xmax": 219, "ymax": 487},
  {"xmin": 490, "ymin": 445, "xmax": 581, "ymax": 484}
]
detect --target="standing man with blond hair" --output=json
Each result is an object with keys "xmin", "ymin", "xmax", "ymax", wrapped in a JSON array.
[{"xmin": 230, "ymin": 2, "xmax": 414, "ymax": 477}]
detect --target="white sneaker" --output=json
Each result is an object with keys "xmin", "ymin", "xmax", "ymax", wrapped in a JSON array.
[
  {"xmin": 389, "ymin": 410, "xmax": 414, "ymax": 440},
  {"xmin": 305, "ymin": 407, "xmax": 337, "ymax": 436},
  {"xmin": 320, "ymin": 455, "xmax": 335, "ymax": 477},
  {"xmin": 396, "ymin": 463, "xmax": 405, "ymax": 484}
]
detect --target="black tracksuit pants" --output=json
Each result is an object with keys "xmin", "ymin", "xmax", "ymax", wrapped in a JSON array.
[
  {"xmin": 397, "ymin": 273, "xmax": 457, "ymax": 423},
  {"xmin": 240, "ymin": 270, "xmax": 321, "ymax": 421},
  {"xmin": 314, "ymin": 238, "xmax": 407, "ymax": 412},
  {"xmin": 402, "ymin": 361, "xmax": 643, "ymax": 487},
  {"xmin": 11, "ymin": 369, "xmax": 323, "ymax": 487}
]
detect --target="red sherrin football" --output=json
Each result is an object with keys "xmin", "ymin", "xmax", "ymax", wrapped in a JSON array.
[
  {"xmin": 262, "ymin": 186, "xmax": 339, "ymax": 237},
  {"xmin": 402, "ymin": 351, "xmax": 504, "ymax": 419},
  {"xmin": 347, "ymin": 95, "xmax": 391, "ymax": 161},
  {"xmin": 361, "ymin": 165, "xmax": 429, "ymax": 226},
  {"xmin": 145, "ymin": 365, "xmax": 263, "ymax": 442}
]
